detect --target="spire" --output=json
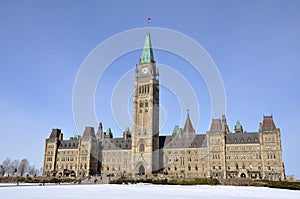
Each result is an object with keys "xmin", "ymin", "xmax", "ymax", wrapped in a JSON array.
[
  {"xmin": 183, "ymin": 111, "xmax": 195, "ymax": 133},
  {"xmin": 139, "ymin": 33, "xmax": 155, "ymax": 64}
]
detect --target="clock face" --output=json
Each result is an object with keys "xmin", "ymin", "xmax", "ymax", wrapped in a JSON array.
[{"xmin": 141, "ymin": 67, "xmax": 148, "ymax": 74}]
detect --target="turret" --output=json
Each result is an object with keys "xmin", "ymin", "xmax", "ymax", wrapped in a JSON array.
[
  {"xmin": 123, "ymin": 127, "xmax": 131, "ymax": 140},
  {"xmin": 96, "ymin": 122, "xmax": 103, "ymax": 140},
  {"xmin": 234, "ymin": 120, "xmax": 243, "ymax": 133}
]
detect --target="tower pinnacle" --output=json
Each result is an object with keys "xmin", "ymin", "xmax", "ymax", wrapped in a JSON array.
[{"xmin": 139, "ymin": 33, "xmax": 155, "ymax": 64}]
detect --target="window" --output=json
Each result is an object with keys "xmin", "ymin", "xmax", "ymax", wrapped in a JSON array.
[
  {"xmin": 248, "ymin": 154, "xmax": 252, "ymax": 159},
  {"xmin": 47, "ymin": 157, "xmax": 52, "ymax": 161},
  {"xmin": 249, "ymin": 164, "xmax": 253, "ymax": 170},
  {"xmin": 235, "ymin": 163, "xmax": 239, "ymax": 170},
  {"xmin": 139, "ymin": 144, "xmax": 145, "ymax": 152}
]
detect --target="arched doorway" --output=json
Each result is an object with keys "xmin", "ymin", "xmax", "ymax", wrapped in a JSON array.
[
  {"xmin": 241, "ymin": 173, "xmax": 246, "ymax": 178},
  {"xmin": 138, "ymin": 165, "xmax": 145, "ymax": 175},
  {"xmin": 70, "ymin": 170, "xmax": 76, "ymax": 177}
]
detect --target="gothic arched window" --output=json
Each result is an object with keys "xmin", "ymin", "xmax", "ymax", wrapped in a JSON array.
[{"xmin": 139, "ymin": 144, "xmax": 145, "ymax": 152}]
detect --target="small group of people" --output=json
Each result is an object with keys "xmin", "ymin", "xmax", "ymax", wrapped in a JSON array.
[{"xmin": 39, "ymin": 179, "xmax": 46, "ymax": 186}]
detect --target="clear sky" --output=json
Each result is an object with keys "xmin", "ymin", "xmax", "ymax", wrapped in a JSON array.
[{"xmin": 0, "ymin": 0, "xmax": 299, "ymax": 178}]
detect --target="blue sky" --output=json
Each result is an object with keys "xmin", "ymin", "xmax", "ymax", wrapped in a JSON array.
[{"xmin": 0, "ymin": 0, "xmax": 299, "ymax": 178}]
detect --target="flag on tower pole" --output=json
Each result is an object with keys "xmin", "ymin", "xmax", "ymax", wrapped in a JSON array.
[{"xmin": 147, "ymin": 17, "xmax": 151, "ymax": 24}]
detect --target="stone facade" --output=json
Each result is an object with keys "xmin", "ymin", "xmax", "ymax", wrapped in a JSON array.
[{"xmin": 43, "ymin": 34, "xmax": 285, "ymax": 181}]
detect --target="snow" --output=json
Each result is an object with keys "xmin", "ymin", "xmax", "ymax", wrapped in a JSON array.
[{"xmin": 0, "ymin": 184, "xmax": 299, "ymax": 199}]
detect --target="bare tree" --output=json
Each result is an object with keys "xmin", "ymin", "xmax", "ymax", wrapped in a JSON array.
[
  {"xmin": 11, "ymin": 159, "xmax": 20, "ymax": 175},
  {"xmin": 0, "ymin": 165, "xmax": 4, "ymax": 176},
  {"xmin": 18, "ymin": 159, "xmax": 29, "ymax": 176},
  {"xmin": 27, "ymin": 165, "xmax": 38, "ymax": 176},
  {"xmin": 1, "ymin": 158, "xmax": 40, "ymax": 177},
  {"xmin": 2, "ymin": 158, "xmax": 11, "ymax": 176}
]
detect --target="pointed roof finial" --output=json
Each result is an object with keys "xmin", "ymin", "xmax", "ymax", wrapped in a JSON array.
[
  {"xmin": 139, "ymin": 33, "xmax": 155, "ymax": 64},
  {"xmin": 187, "ymin": 105, "xmax": 190, "ymax": 115}
]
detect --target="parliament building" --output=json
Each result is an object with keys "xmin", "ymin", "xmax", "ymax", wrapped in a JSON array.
[{"xmin": 43, "ymin": 33, "xmax": 285, "ymax": 181}]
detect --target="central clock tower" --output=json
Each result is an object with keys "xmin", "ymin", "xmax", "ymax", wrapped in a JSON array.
[{"xmin": 131, "ymin": 33, "xmax": 159, "ymax": 175}]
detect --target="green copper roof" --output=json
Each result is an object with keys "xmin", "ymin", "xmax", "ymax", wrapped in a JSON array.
[
  {"xmin": 125, "ymin": 127, "xmax": 130, "ymax": 132},
  {"xmin": 74, "ymin": 135, "xmax": 81, "ymax": 140},
  {"xmin": 139, "ymin": 33, "xmax": 155, "ymax": 64},
  {"xmin": 236, "ymin": 120, "xmax": 241, "ymax": 129},
  {"xmin": 172, "ymin": 125, "xmax": 179, "ymax": 136},
  {"xmin": 107, "ymin": 128, "xmax": 112, "ymax": 135}
]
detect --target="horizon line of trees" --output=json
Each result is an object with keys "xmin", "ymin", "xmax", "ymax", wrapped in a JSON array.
[{"xmin": 0, "ymin": 158, "xmax": 40, "ymax": 177}]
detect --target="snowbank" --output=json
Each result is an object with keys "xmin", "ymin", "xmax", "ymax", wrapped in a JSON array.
[{"xmin": 0, "ymin": 184, "xmax": 299, "ymax": 199}]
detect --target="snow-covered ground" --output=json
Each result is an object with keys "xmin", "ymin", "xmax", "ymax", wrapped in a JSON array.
[{"xmin": 0, "ymin": 184, "xmax": 299, "ymax": 199}]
